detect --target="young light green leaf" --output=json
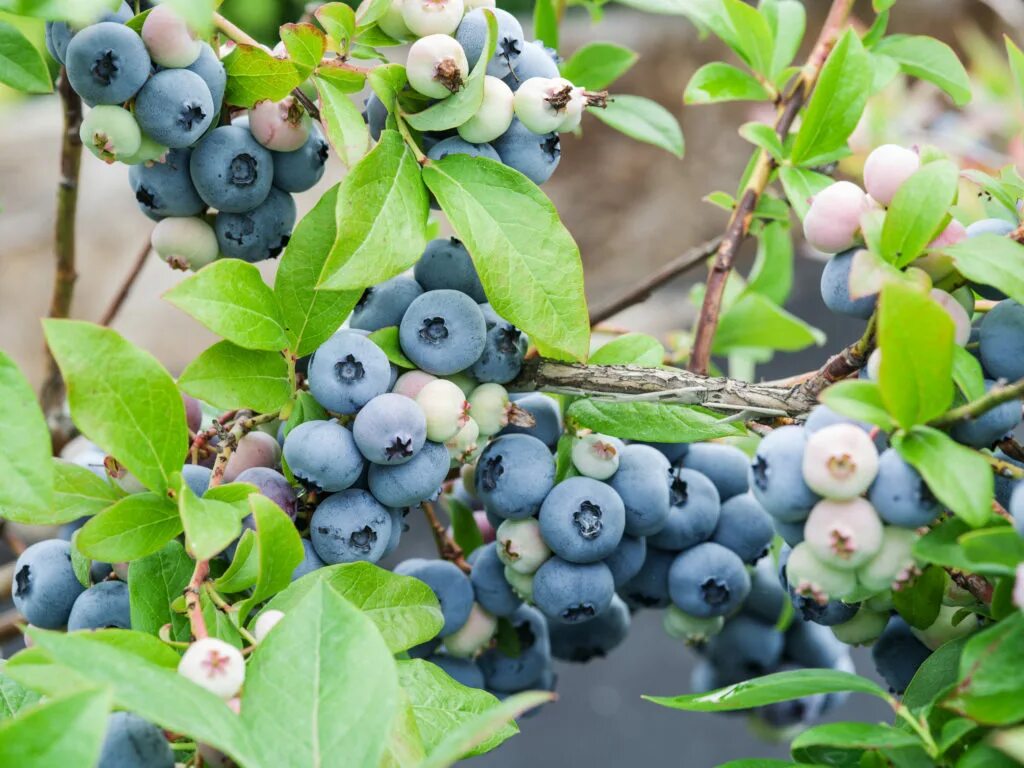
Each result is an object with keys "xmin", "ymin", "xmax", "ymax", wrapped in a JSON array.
[
  {"xmin": 234, "ymin": 494, "xmax": 304, "ymax": 622},
  {"xmin": 369, "ymin": 326, "xmax": 415, "ymax": 368},
  {"xmin": 738, "ymin": 122, "xmax": 783, "ymax": 160},
  {"xmin": 820, "ymin": 380, "xmax": 895, "ymax": 431},
  {"xmin": 0, "ymin": 20, "xmax": 53, "ymax": 93},
  {"xmin": 178, "ymin": 479, "xmax": 242, "ymax": 562},
  {"xmin": 532, "ymin": 0, "xmax": 558, "ymax": 49},
  {"xmin": 241, "ymin": 580, "xmax": 400, "ymax": 768},
  {"xmin": 717, "ymin": 0, "xmax": 773, "ymax": 75},
  {"xmin": 763, "ymin": 0, "xmax": 805, "ymax": 78},
  {"xmin": 588, "ymin": 94, "xmax": 684, "ymax": 158},
  {"xmin": 790, "ymin": 722, "xmax": 922, "ymax": 765},
  {"xmin": 223, "ymin": 45, "xmax": 302, "ymax": 107},
  {"xmin": 317, "ymin": 1, "xmax": 357, "ymax": 45},
  {"xmin": 790, "ymin": 29, "xmax": 869, "ymax": 165},
  {"xmin": 178, "ymin": 341, "xmax": 291, "ymax": 414},
  {"xmin": 445, "ymin": 496, "xmax": 484, "ymax": 556},
  {"xmin": 43, "ymin": 320, "xmax": 188, "ymax": 495},
  {"xmin": 560, "ymin": 41, "xmax": 638, "ymax": 90},
  {"xmin": 50, "ymin": 460, "xmax": 122, "ymax": 525},
  {"xmin": 69, "ymin": 531, "xmax": 90, "ymax": 587},
  {"xmin": 318, "ymin": 130, "xmax": 429, "ymax": 291},
  {"xmin": 878, "ymin": 282, "xmax": 954, "ymax": 427},
  {"xmin": 873, "ymin": 35, "xmax": 971, "ymax": 106},
  {"xmin": 316, "ymin": 75, "xmax": 370, "ymax": 166},
  {"xmin": 280, "ymin": 22, "xmax": 326, "ymax": 81},
  {"xmin": 128, "ymin": 540, "xmax": 193, "ymax": 641},
  {"xmin": 713, "ymin": 293, "xmax": 825, "ymax": 353},
  {"xmin": 881, "ymin": 160, "xmax": 959, "ymax": 266},
  {"xmin": 589, "ymin": 333, "xmax": 665, "ymax": 367},
  {"xmin": 566, "ymin": 400, "xmax": 745, "ymax": 443},
  {"xmin": 0, "ymin": 662, "xmax": 40, "ymax": 721},
  {"xmin": 424, "ymin": 154, "xmax": 590, "ymax": 362},
  {"xmin": 214, "ymin": 529, "xmax": 259, "ymax": 593},
  {"xmin": 0, "ymin": 351, "xmax": 52, "ymax": 523},
  {"xmin": 0, "ymin": 687, "xmax": 111, "ymax": 768},
  {"xmin": 164, "ymin": 260, "xmax": 289, "ymax": 352},
  {"xmin": 684, "ymin": 62, "xmax": 771, "ymax": 104},
  {"xmin": 894, "ymin": 426, "xmax": 993, "ymax": 528},
  {"xmin": 943, "ymin": 235, "xmax": 1024, "ymax": 304},
  {"xmin": 952, "ymin": 345, "xmax": 986, "ymax": 402},
  {"xmin": 778, "ymin": 166, "xmax": 834, "ymax": 220},
  {"xmin": 77, "ymin": 492, "xmax": 182, "ymax": 562},
  {"xmin": 747, "ymin": 221, "xmax": 793, "ymax": 305}
]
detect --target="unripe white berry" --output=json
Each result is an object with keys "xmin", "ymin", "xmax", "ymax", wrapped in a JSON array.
[
  {"xmin": 857, "ymin": 526, "xmax": 918, "ymax": 592},
  {"xmin": 152, "ymin": 217, "xmax": 220, "ymax": 271},
  {"xmin": 863, "ymin": 144, "xmax": 920, "ymax": 206},
  {"xmin": 803, "ymin": 181, "xmax": 871, "ymax": 254},
  {"xmin": 446, "ymin": 417, "xmax": 481, "ymax": 464},
  {"xmin": 786, "ymin": 542, "xmax": 858, "ymax": 604},
  {"xmin": 662, "ymin": 605, "xmax": 724, "ymax": 644},
  {"xmin": 911, "ymin": 604, "xmax": 979, "ymax": 651},
  {"xmin": 406, "ymin": 35, "xmax": 470, "ymax": 100},
  {"xmin": 801, "ymin": 423, "xmax": 879, "ymax": 500},
  {"xmin": 571, "ymin": 433, "xmax": 622, "ymax": 480},
  {"xmin": 513, "ymin": 77, "xmax": 578, "ymax": 134},
  {"xmin": 377, "ymin": 0, "xmax": 413, "ymax": 40},
  {"xmin": 804, "ymin": 497, "xmax": 884, "ymax": 570},
  {"xmin": 443, "ymin": 602, "xmax": 497, "ymax": 657},
  {"xmin": 467, "ymin": 383, "xmax": 511, "ymax": 436},
  {"xmin": 402, "ymin": 0, "xmax": 465, "ymax": 38},
  {"xmin": 458, "ymin": 76, "xmax": 515, "ymax": 144},
  {"xmin": 503, "ymin": 565, "xmax": 534, "ymax": 600},
  {"xmin": 178, "ymin": 637, "xmax": 245, "ymax": 700},
  {"xmin": 416, "ymin": 378, "xmax": 470, "ymax": 441},
  {"xmin": 557, "ymin": 87, "xmax": 586, "ymax": 132},
  {"xmin": 496, "ymin": 517, "xmax": 551, "ymax": 574},
  {"xmin": 253, "ymin": 609, "xmax": 285, "ymax": 643}
]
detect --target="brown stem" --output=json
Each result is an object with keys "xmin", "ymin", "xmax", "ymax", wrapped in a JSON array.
[
  {"xmin": 40, "ymin": 69, "xmax": 83, "ymax": 451},
  {"xmin": 184, "ymin": 559, "xmax": 210, "ymax": 640},
  {"xmin": 588, "ymin": 236, "xmax": 723, "ymax": 325},
  {"xmin": 997, "ymin": 437, "xmax": 1024, "ymax": 463},
  {"xmin": 948, "ymin": 570, "xmax": 993, "ymax": 605},
  {"xmin": 421, "ymin": 501, "xmax": 471, "ymax": 574},
  {"xmin": 208, "ymin": 411, "xmax": 281, "ymax": 486},
  {"xmin": 797, "ymin": 314, "xmax": 876, "ymax": 400},
  {"xmin": 688, "ymin": 0, "xmax": 858, "ymax": 375},
  {"xmin": 98, "ymin": 234, "xmax": 153, "ymax": 327}
]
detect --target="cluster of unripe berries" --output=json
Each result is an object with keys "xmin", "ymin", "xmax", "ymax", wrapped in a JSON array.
[
  {"xmin": 365, "ymin": 1, "xmax": 595, "ymax": 186},
  {"xmin": 47, "ymin": 3, "xmax": 330, "ymax": 270}
]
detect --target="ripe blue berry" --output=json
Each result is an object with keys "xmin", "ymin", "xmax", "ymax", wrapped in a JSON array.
[
  {"xmin": 478, "ymin": 604, "xmax": 551, "ymax": 691},
  {"xmin": 190, "ymin": 125, "xmax": 274, "ymax": 214},
  {"xmin": 668, "ymin": 542, "xmax": 751, "ymax": 618},
  {"xmin": 469, "ymin": 542, "xmax": 523, "ymax": 617},
  {"xmin": 980, "ymin": 300, "xmax": 1024, "ymax": 381},
  {"xmin": 310, "ymin": 489, "xmax": 393, "ymax": 564},
  {"xmin": 308, "ymin": 330, "xmax": 392, "ymax": 414},
  {"xmin": 492, "ymin": 118, "xmax": 560, "ymax": 186},
  {"xmin": 182, "ymin": 463, "xmax": 212, "ymax": 497},
  {"xmin": 750, "ymin": 425, "xmax": 822, "ymax": 522},
  {"xmin": 950, "ymin": 380, "xmax": 1022, "ymax": 448},
  {"xmin": 475, "ymin": 434, "xmax": 555, "ymax": 519},
  {"xmin": 283, "ymin": 419, "xmax": 365, "ymax": 492},
  {"xmin": 367, "ymin": 440, "xmax": 450, "ymax": 507},
  {"xmin": 354, "ymin": 393, "xmax": 428, "ymax": 466},
  {"xmin": 99, "ymin": 712, "xmax": 174, "ymax": 768},
  {"xmin": 67, "ymin": 580, "xmax": 131, "ymax": 631},
  {"xmin": 12, "ymin": 539, "xmax": 86, "ymax": 629},
  {"xmin": 135, "ymin": 69, "xmax": 215, "ymax": 149},
  {"xmin": 533, "ymin": 557, "xmax": 614, "ymax": 624},
  {"xmin": 456, "ymin": 8, "xmax": 525, "ymax": 79},
  {"xmin": 682, "ymin": 442, "xmax": 750, "ymax": 501},
  {"xmin": 234, "ymin": 467, "xmax": 297, "ymax": 520},
  {"xmin": 820, "ymin": 248, "xmax": 877, "ymax": 319},
  {"xmin": 395, "ymin": 558, "xmax": 474, "ymax": 637},
  {"xmin": 471, "ymin": 321, "xmax": 528, "ymax": 384},
  {"xmin": 618, "ymin": 545, "xmax": 674, "ymax": 610},
  {"xmin": 292, "ymin": 539, "xmax": 326, "ymax": 581},
  {"xmin": 65, "ymin": 22, "xmax": 151, "ymax": 105},
  {"xmin": 549, "ymin": 594, "xmax": 630, "ymax": 662},
  {"xmin": 867, "ymin": 448, "xmax": 941, "ymax": 528},
  {"xmin": 414, "ymin": 238, "xmax": 487, "ymax": 302},
  {"xmin": 271, "ymin": 120, "xmax": 330, "ymax": 193},
  {"xmin": 215, "ymin": 187, "xmax": 296, "ymax": 263},
  {"xmin": 184, "ymin": 42, "xmax": 227, "ymax": 110},
  {"xmin": 602, "ymin": 534, "xmax": 647, "ymax": 588},
  {"xmin": 399, "ymin": 289, "xmax": 488, "ymax": 375},
  {"xmin": 503, "ymin": 40, "xmax": 560, "ymax": 91},
  {"xmin": 426, "ymin": 135, "xmax": 501, "ymax": 163},
  {"xmin": 129, "ymin": 148, "xmax": 206, "ymax": 220},
  {"xmin": 46, "ymin": 3, "xmax": 133, "ymax": 65},
  {"xmin": 429, "ymin": 654, "xmax": 486, "ymax": 689},
  {"xmin": 710, "ymin": 492, "xmax": 774, "ymax": 564},
  {"xmin": 350, "ymin": 276, "xmax": 424, "ymax": 332},
  {"xmin": 539, "ymin": 477, "xmax": 626, "ymax": 563},
  {"xmin": 499, "ymin": 393, "xmax": 562, "ymax": 449},
  {"xmin": 872, "ymin": 616, "xmax": 932, "ymax": 694},
  {"xmin": 705, "ymin": 614, "xmax": 783, "ymax": 682},
  {"xmin": 608, "ymin": 444, "xmax": 671, "ymax": 536},
  {"xmin": 649, "ymin": 466, "xmax": 721, "ymax": 551}
]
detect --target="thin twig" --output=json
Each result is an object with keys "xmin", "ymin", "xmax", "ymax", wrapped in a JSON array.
[
  {"xmin": 99, "ymin": 234, "xmax": 153, "ymax": 327},
  {"xmin": 982, "ymin": 451, "xmax": 1024, "ymax": 481},
  {"xmin": 797, "ymin": 314, "xmax": 876, "ymax": 400},
  {"xmin": 421, "ymin": 501, "xmax": 471, "ymax": 573},
  {"xmin": 948, "ymin": 570, "xmax": 993, "ymax": 605},
  {"xmin": 931, "ymin": 377, "xmax": 1024, "ymax": 428},
  {"xmin": 184, "ymin": 559, "xmax": 210, "ymax": 640},
  {"xmin": 208, "ymin": 411, "xmax": 281, "ymax": 486},
  {"xmin": 688, "ymin": 0, "xmax": 858, "ymax": 375}
]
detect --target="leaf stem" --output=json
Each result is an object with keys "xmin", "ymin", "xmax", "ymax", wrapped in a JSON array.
[
  {"xmin": 204, "ymin": 583, "xmax": 258, "ymax": 645},
  {"xmin": 185, "ymin": 559, "xmax": 210, "ymax": 640},
  {"xmin": 894, "ymin": 702, "xmax": 939, "ymax": 758},
  {"xmin": 396, "ymin": 114, "xmax": 427, "ymax": 164},
  {"xmin": 931, "ymin": 376, "xmax": 1024, "ymax": 428}
]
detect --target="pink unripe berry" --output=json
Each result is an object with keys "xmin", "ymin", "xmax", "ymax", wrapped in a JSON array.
[
  {"xmin": 178, "ymin": 637, "xmax": 245, "ymax": 700},
  {"xmin": 392, "ymin": 370, "xmax": 437, "ymax": 399},
  {"xmin": 804, "ymin": 498, "xmax": 884, "ymax": 570},
  {"xmin": 406, "ymin": 34, "xmax": 470, "ymax": 100},
  {"xmin": 402, "ymin": 0, "xmax": 465, "ymax": 37},
  {"xmin": 223, "ymin": 431, "xmax": 281, "ymax": 483},
  {"xmin": 152, "ymin": 217, "xmax": 220, "ymax": 271},
  {"xmin": 927, "ymin": 219, "xmax": 967, "ymax": 249},
  {"xmin": 803, "ymin": 181, "xmax": 871, "ymax": 254},
  {"xmin": 253, "ymin": 609, "xmax": 285, "ymax": 643},
  {"xmin": 444, "ymin": 602, "xmax": 497, "ymax": 657},
  {"xmin": 930, "ymin": 288, "xmax": 971, "ymax": 346},
  {"xmin": 416, "ymin": 378, "xmax": 470, "ymax": 441},
  {"xmin": 863, "ymin": 144, "xmax": 920, "ymax": 206},
  {"xmin": 142, "ymin": 4, "xmax": 201, "ymax": 68},
  {"xmin": 496, "ymin": 517, "xmax": 551, "ymax": 574},
  {"xmin": 249, "ymin": 97, "xmax": 312, "ymax": 152},
  {"xmin": 474, "ymin": 510, "xmax": 495, "ymax": 543},
  {"xmin": 802, "ymin": 423, "xmax": 879, "ymax": 500}
]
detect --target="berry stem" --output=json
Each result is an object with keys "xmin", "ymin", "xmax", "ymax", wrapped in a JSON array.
[
  {"xmin": 185, "ymin": 559, "xmax": 210, "ymax": 640},
  {"xmin": 209, "ymin": 410, "xmax": 282, "ymax": 487},
  {"xmin": 687, "ymin": 0, "xmax": 858, "ymax": 376},
  {"xmin": 930, "ymin": 376, "xmax": 1024, "ymax": 428},
  {"xmin": 204, "ymin": 583, "xmax": 258, "ymax": 646},
  {"xmin": 98, "ymin": 232, "xmax": 153, "ymax": 327},
  {"xmin": 421, "ymin": 501, "xmax": 471, "ymax": 574}
]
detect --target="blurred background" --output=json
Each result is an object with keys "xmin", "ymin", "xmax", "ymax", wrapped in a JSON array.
[{"xmin": 0, "ymin": 0, "xmax": 1021, "ymax": 764}]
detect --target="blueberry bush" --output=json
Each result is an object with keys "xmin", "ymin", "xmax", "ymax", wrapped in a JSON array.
[{"xmin": 0, "ymin": 0, "xmax": 1023, "ymax": 765}]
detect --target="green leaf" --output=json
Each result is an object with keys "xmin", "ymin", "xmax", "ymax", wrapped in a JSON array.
[
  {"xmin": 554, "ymin": 432, "xmax": 577, "ymax": 483},
  {"xmin": 566, "ymin": 400, "xmax": 745, "ymax": 443},
  {"xmin": 313, "ymin": 59, "xmax": 367, "ymax": 92},
  {"xmin": 69, "ymin": 531, "xmax": 90, "ymax": 587},
  {"xmin": 943, "ymin": 235, "xmax": 1024, "ymax": 303},
  {"xmin": 382, "ymin": 690, "xmax": 428, "ymax": 768},
  {"xmin": 76, "ymin": 492, "xmax": 182, "ymax": 562},
  {"xmin": 958, "ymin": 528, "xmax": 1024, "ymax": 576},
  {"xmin": 778, "ymin": 166, "xmax": 834, "ymax": 220},
  {"xmin": 0, "ymin": 20, "xmax": 51, "ymax": 93},
  {"xmin": 717, "ymin": 0, "xmax": 773, "ymax": 74},
  {"xmin": 235, "ymin": 494, "xmax": 305, "ymax": 622},
  {"xmin": 913, "ymin": 516, "xmax": 977, "ymax": 570},
  {"xmin": 949, "ymin": 613, "xmax": 1024, "ymax": 725},
  {"xmin": 763, "ymin": 0, "xmax": 805, "ymax": 78},
  {"xmin": 85, "ymin": 628, "xmax": 181, "ymax": 669},
  {"xmin": 589, "ymin": 333, "xmax": 664, "ymax": 366},
  {"xmin": 588, "ymin": 94, "xmax": 684, "ymax": 158},
  {"xmin": 274, "ymin": 185, "xmax": 362, "ymax": 357},
  {"xmin": 790, "ymin": 29, "xmax": 869, "ymax": 165},
  {"xmin": 418, "ymin": 691, "xmax": 554, "ymax": 768},
  {"xmin": 223, "ymin": 45, "xmax": 302, "ymax": 108},
  {"xmin": 790, "ymin": 722, "xmax": 921, "ymax": 765},
  {"xmin": 316, "ymin": 74, "xmax": 370, "ymax": 167},
  {"xmin": 317, "ymin": 2, "xmax": 356, "ymax": 45},
  {"xmin": 0, "ymin": 687, "xmax": 110, "ymax": 768},
  {"xmin": 368, "ymin": 326, "xmax": 415, "ymax": 368},
  {"xmin": 128, "ymin": 540, "xmax": 193, "ymax": 641},
  {"xmin": 881, "ymin": 160, "xmax": 959, "ymax": 266},
  {"xmin": 178, "ymin": 341, "xmax": 291, "ymax": 413},
  {"xmin": 43, "ymin": 320, "xmax": 188, "ymax": 495},
  {"xmin": 263, "ymin": 561, "xmax": 444, "ymax": 653},
  {"xmin": 873, "ymin": 35, "xmax": 970, "ymax": 106},
  {"xmin": 200, "ymin": 591, "xmax": 243, "ymax": 649},
  {"xmin": 280, "ymin": 22, "xmax": 326, "ymax": 81},
  {"xmin": 164, "ymin": 260, "xmax": 289, "ymax": 352},
  {"xmin": 714, "ymin": 293, "xmax": 825, "ymax": 353},
  {"xmin": 242, "ymin": 580, "xmax": 399, "ymax": 768},
  {"xmin": 893, "ymin": 565, "xmax": 945, "ymax": 629},
  {"xmin": 747, "ymin": 221, "xmax": 793, "ymax": 306},
  {"xmin": 399, "ymin": 659, "xmax": 515, "ymax": 756},
  {"xmin": 952, "ymin": 346, "xmax": 986, "ymax": 402},
  {"xmin": 820, "ymin": 380, "xmax": 895, "ymax": 431},
  {"xmin": 214, "ymin": 529, "xmax": 259, "ymax": 593},
  {"xmin": 0, "ymin": 663, "xmax": 40, "ymax": 721},
  {"xmin": 643, "ymin": 668, "xmax": 890, "ymax": 712},
  {"xmin": 423, "ymin": 154, "xmax": 590, "ymax": 362},
  {"xmin": 318, "ymin": 130, "xmax": 428, "ymax": 291},
  {"xmin": 1007, "ymin": 37, "xmax": 1024, "ymax": 109},
  {"xmin": 21, "ymin": 628, "xmax": 258, "ymax": 766},
  {"xmin": 49, "ymin": 460, "xmax": 121, "ymax": 525},
  {"xmin": 532, "ymin": 0, "xmax": 558, "ymax": 49},
  {"xmin": 0, "ymin": 351, "xmax": 52, "ymax": 524},
  {"xmin": 283, "ymin": 390, "xmax": 328, "ymax": 438},
  {"xmin": 178, "ymin": 479, "xmax": 242, "ymax": 562},
  {"xmin": 684, "ymin": 62, "xmax": 771, "ymax": 104},
  {"xmin": 902, "ymin": 634, "xmax": 968, "ymax": 714},
  {"xmin": 894, "ymin": 427, "xmax": 993, "ymax": 528},
  {"xmin": 445, "ymin": 496, "xmax": 484, "ymax": 557},
  {"xmin": 739, "ymin": 121, "xmax": 783, "ymax": 160},
  {"xmin": 877, "ymin": 282, "xmax": 954, "ymax": 427},
  {"xmin": 560, "ymin": 42, "xmax": 638, "ymax": 90}
]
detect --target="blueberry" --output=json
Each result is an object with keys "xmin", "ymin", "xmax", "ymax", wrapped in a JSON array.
[
  {"xmin": 395, "ymin": 558, "xmax": 474, "ymax": 637},
  {"xmin": 668, "ymin": 542, "xmax": 751, "ymax": 618},
  {"xmin": 950, "ymin": 380, "xmax": 1022, "ymax": 448},
  {"xmin": 215, "ymin": 187, "xmax": 296, "ymax": 262},
  {"xmin": 980, "ymin": 300, "xmax": 1024, "ymax": 381},
  {"xmin": 308, "ymin": 330, "xmax": 392, "ymax": 414},
  {"xmin": 533, "ymin": 557, "xmax": 614, "ymax": 624},
  {"xmin": 618, "ymin": 545, "xmax": 674, "ymax": 610},
  {"xmin": 382, "ymin": 506, "xmax": 407, "ymax": 557},
  {"xmin": 456, "ymin": 8, "xmax": 524, "ymax": 78},
  {"xmin": 292, "ymin": 538, "xmax": 326, "ymax": 581},
  {"xmin": 705, "ymin": 615, "xmax": 783, "ymax": 681},
  {"xmin": 710, "ymin": 493, "xmax": 774, "ymax": 564},
  {"xmin": 12, "ymin": 540, "xmax": 86, "ymax": 629},
  {"xmin": 181, "ymin": 463, "xmax": 212, "ymax": 497},
  {"xmin": 820, "ymin": 248, "xmax": 877, "ymax": 318},
  {"xmin": 475, "ymin": 434, "xmax": 555, "ymax": 519},
  {"xmin": 310, "ymin": 489, "xmax": 393, "ymax": 564},
  {"xmin": 272, "ymin": 120, "xmax": 330, "ymax": 193},
  {"xmin": 129, "ymin": 148, "xmax": 206, "ymax": 220},
  {"xmin": 757, "ymin": 670, "xmax": 826, "ymax": 729},
  {"xmin": 491, "ymin": 118, "xmax": 560, "ymax": 186},
  {"xmin": 426, "ymin": 136, "xmax": 501, "ymax": 164},
  {"xmin": 478, "ymin": 604, "xmax": 551, "ymax": 691},
  {"xmin": 365, "ymin": 93, "xmax": 388, "ymax": 141},
  {"xmin": 749, "ymin": 425, "xmax": 820, "ymax": 523},
  {"xmin": 190, "ymin": 125, "xmax": 274, "ymax": 213},
  {"xmin": 471, "ymin": 321, "xmax": 528, "ymax": 384},
  {"xmin": 135, "ymin": 69, "xmax": 214, "ymax": 149},
  {"xmin": 503, "ymin": 40, "xmax": 560, "ymax": 91},
  {"xmin": 428, "ymin": 654, "xmax": 486, "ymax": 688},
  {"xmin": 414, "ymin": 238, "xmax": 487, "ymax": 302},
  {"xmin": 785, "ymin": 618, "xmax": 848, "ymax": 669},
  {"xmin": 283, "ymin": 419, "xmax": 365, "ymax": 492},
  {"xmin": 1012, "ymin": 483, "xmax": 1024, "ymax": 536},
  {"xmin": 773, "ymin": 518, "xmax": 806, "ymax": 547},
  {"xmin": 603, "ymin": 534, "xmax": 647, "ymax": 588},
  {"xmin": 646, "ymin": 441, "xmax": 690, "ymax": 464},
  {"xmin": 682, "ymin": 443, "xmax": 750, "ymax": 501},
  {"xmin": 353, "ymin": 393, "xmax": 428, "ymax": 465},
  {"xmin": 399, "ymin": 289, "xmax": 488, "ymax": 375},
  {"xmin": 181, "ymin": 42, "xmax": 226, "ymax": 109},
  {"xmin": 350, "ymin": 276, "xmax": 424, "ymax": 332},
  {"xmin": 98, "ymin": 712, "xmax": 174, "ymax": 768},
  {"xmin": 499, "ymin": 393, "xmax": 562, "ymax": 449},
  {"xmin": 868, "ymin": 448, "xmax": 941, "ymax": 527},
  {"xmin": 368, "ymin": 440, "xmax": 450, "ymax": 507},
  {"xmin": 234, "ymin": 467, "xmax": 297, "ymax": 519},
  {"xmin": 649, "ymin": 467, "xmax": 721, "ymax": 551},
  {"xmin": 740, "ymin": 557, "xmax": 787, "ymax": 625},
  {"xmin": 469, "ymin": 542, "xmax": 523, "ymax": 617},
  {"xmin": 46, "ymin": 2, "xmax": 133, "ymax": 65},
  {"xmin": 549, "ymin": 594, "xmax": 629, "ymax": 662},
  {"xmin": 538, "ymin": 477, "xmax": 624, "ymax": 563},
  {"xmin": 67, "ymin": 580, "xmax": 130, "ymax": 631},
  {"xmin": 608, "ymin": 444, "xmax": 671, "ymax": 537},
  {"xmin": 65, "ymin": 22, "xmax": 151, "ymax": 105},
  {"xmin": 872, "ymin": 616, "xmax": 932, "ymax": 694}
]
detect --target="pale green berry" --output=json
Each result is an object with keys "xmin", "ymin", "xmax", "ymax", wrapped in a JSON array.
[
  {"xmin": 503, "ymin": 565, "xmax": 533, "ymax": 601},
  {"xmin": 416, "ymin": 378, "xmax": 470, "ymax": 442},
  {"xmin": 80, "ymin": 105, "xmax": 141, "ymax": 164},
  {"xmin": 571, "ymin": 433, "xmax": 621, "ymax": 480},
  {"xmin": 830, "ymin": 606, "xmax": 888, "ymax": 645},
  {"xmin": 911, "ymin": 604, "xmax": 979, "ymax": 651},
  {"xmin": 152, "ymin": 216, "xmax": 220, "ymax": 271},
  {"xmin": 496, "ymin": 517, "xmax": 551, "ymax": 575},
  {"xmin": 446, "ymin": 417, "xmax": 480, "ymax": 465},
  {"xmin": 468, "ymin": 383, "xmax": 511, "ymax": 436},
  {"xmin": 857, "ymin": 526, "xmax": 918, "ymax": 592},
  {"xmin": 662, "ymin": 605, "xmax": 724, "ymax": 644},
  {"xmin": 444, "ymin": 602, "xmax": 496, "ymax": 657},
  {"xmin": 786, "ymin": 542, "xmax": 858, "ymax": 604},
  {"xmin": 457, "ymin": 76, "xmax": 514, "ymax": 144}
]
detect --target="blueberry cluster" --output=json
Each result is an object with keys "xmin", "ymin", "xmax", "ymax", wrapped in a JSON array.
[
  {"xmin": 46, "ymin": 4, "xmax": 329, "ymax": 270},
  {"xmin": 366, "ymin": 2, "xmax": 592, "ymax": 187}
]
